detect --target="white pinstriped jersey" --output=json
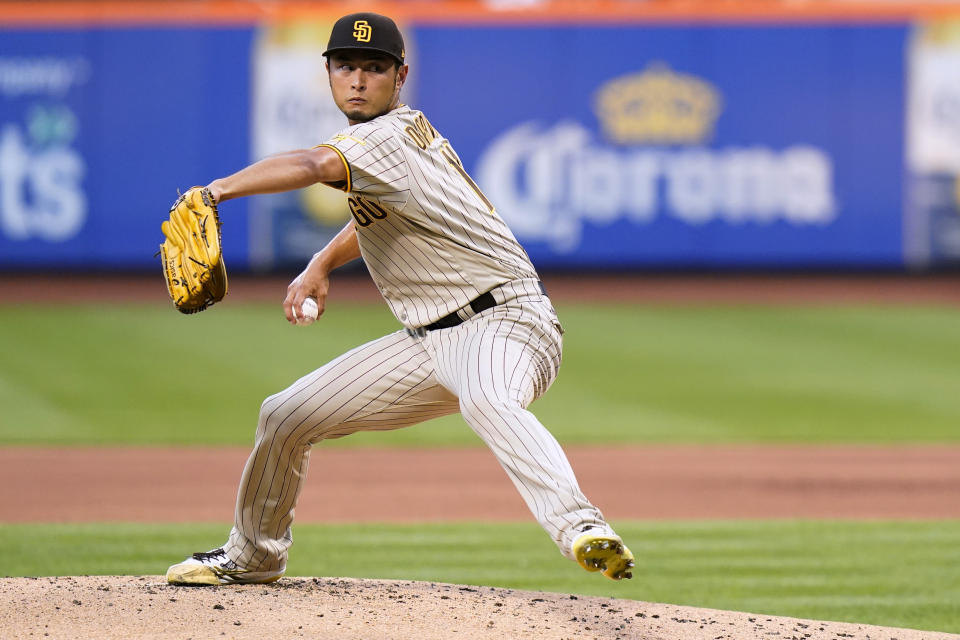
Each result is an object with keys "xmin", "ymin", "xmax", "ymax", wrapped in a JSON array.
[
  {"xmin": 208, "ymin": 114, "xmax": 620, "ymax": 585},
  {"xmin": 318, "ymin": 105, "xmax": 539, "ymax": 329}
]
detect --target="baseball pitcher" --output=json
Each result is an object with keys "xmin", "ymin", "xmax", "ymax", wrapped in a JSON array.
[{"xmin": 165, "ymin": 12, "xmax": 634, "ymax": 585}]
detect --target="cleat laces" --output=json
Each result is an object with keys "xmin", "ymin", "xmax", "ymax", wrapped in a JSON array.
[{"xmin": 192, "ymin": 548, "xmax": 228, "ymax": 562}]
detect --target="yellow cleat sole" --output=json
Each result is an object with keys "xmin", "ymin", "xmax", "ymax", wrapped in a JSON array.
[
  {"xmin": 166, "ymin": 563, "xmax": 221, "ymax": 586},
  {"xmin": 165, "ymin": 563, "xmax": 283, "ymax": 586},
  {"xmin": 573, "ymin": 535, "xmax": 635, "ymax": 581}
]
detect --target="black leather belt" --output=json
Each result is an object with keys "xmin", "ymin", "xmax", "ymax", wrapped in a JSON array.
[{"xmin": 423, "ymin": 281, "xmax": 547, "ymax": 331}]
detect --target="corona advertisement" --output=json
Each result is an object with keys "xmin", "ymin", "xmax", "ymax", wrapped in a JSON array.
[
  {"xmin": 0, "ymin": 18, "xmax": 929, "ymax": 269},
  {"xmin": 416, "ymin": 24, "xmax": 907, "ymax": 267}
]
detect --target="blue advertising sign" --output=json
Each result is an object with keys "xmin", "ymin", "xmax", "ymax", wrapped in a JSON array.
[
  {"xmin": 413, "ymin": 24, "xmax": 908, "ymax": 267},
  {"xmin": 0, "ymin": 22, "xmax": 910, "ymax": 271},
  {"xmin": 0, "ymin": 28, "xmax": 253, "ymax": 269}
]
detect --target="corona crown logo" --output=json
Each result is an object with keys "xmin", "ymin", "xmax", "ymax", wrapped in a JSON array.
[
  {"xmin": 594, "ymin": 63, "xmax": 721, "ymax": 144},
  {"xmin": 353, "ymin": 20, "xmax": 372, "ymax": 43}
]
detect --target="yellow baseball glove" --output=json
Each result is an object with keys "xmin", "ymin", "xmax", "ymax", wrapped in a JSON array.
[{"xmin": 159, "ymin": 186, "xmax": 228, "ymax": 314}]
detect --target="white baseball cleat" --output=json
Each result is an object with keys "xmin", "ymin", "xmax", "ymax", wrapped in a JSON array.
[
  {"xmin": 166, "ymin": 548, "xmax": 283, "ymax": 585},
  {"xmin": 572, "ymin": 531, "xmax": 635, "ymax": 581}
]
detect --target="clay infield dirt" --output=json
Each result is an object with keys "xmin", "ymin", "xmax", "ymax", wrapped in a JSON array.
[
  {"xmin": 4, "ymin": 575, "xmax": 959, "ymax": 640},
  {"xmin": 3, "ymin": 445, "xmax": 960, "ymax": 523},
  {"xmin": 2, "ymin": 273, "xmax": 958, "ymax": 639}
]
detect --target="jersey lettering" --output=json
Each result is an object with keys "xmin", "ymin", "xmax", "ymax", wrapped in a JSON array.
[
  {"xmin": 403, "ymin": 113, "xmax": 438, "ymax": 150},
  {"xmin": 440, "ymin": 141, "xmax": 496, "ymax": 214},
  {"xmin": 321, "ymin": 107, "xmax": 538, "ymax": 329},
  {"xmin": 403, "ymin": 113, "xmax": 495, "ymax": 213},
  {"xmin": 349, "ymin": 195, "xmax": 390, "ymax": 227}
]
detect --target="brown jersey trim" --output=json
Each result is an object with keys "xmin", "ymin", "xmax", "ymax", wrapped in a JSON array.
[{"xmin": 315, "ymin": 144, "xmax": 353, "ymax": 193}]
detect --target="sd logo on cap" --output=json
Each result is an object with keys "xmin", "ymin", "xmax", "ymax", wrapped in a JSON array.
[
  {"xmin": 353, "ymin": 20, "xmax": 372, "ymax": 43},
  {"xmin": 324, "ymin": 12, "xmax": 405, "ymax": 65}
]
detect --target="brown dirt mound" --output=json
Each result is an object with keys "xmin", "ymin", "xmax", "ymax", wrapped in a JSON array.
[{"xmin": 3, "ymin": 576, "xmax": 955, "ymax": 640}]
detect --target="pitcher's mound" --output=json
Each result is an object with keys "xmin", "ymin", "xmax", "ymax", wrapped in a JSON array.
[{"xmin": 1, "ymin": 576, "xmax": 952, "ymax": 640}]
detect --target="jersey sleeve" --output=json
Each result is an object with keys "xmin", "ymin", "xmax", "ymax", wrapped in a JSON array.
[{"xmin": 317, "ymin": 123, "xmax": 409, "ymax": 207}]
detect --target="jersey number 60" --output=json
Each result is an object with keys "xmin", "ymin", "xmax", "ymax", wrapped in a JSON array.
[{"xmin": 349, "ymin": 196, "xmax": 390, "ymax": 227}]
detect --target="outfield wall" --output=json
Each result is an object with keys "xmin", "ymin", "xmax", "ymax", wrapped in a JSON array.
[{"xmin": 1, "ymin": 1, "xmax": 960, "ymax": 270}]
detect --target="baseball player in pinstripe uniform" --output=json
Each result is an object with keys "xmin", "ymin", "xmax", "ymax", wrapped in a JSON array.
[{"xmin": 167, "ymin": 12, "xmax": 633, "ymax": 586}]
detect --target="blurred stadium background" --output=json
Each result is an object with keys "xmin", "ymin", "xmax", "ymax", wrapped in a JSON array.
[
  {"xmin": 2, "ymin": 0, "xmax": 960, "ymax": 274},
  {"xmin": 1, "ymin": 0, "xmax": 959, "ymax": 634}
]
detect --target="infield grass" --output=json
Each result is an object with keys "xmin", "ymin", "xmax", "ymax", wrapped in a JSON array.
[
  {"xmin": 0, "ymin": 302, "xmax": 958, "ymax": 445},
  {"xmin": 0, "ymin": 520, "xmax": 957, "ymax": 633}
]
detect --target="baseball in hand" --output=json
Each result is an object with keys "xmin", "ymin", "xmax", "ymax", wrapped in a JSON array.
[{"xmin": 297, "ymin": 297, "xmax": 319, "ymax": 326}]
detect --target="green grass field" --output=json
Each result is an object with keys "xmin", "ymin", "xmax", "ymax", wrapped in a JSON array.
[
  {"xmin": 1, "ymin": 520, "xmax": 957, "ymax": 633},
  {"xmin": 1, "ymin": 302, "xmax": 958, "ymax": 445},
  {"xmin": 2, "ymin": 301, "xmax": 958, "ymax": 633}
]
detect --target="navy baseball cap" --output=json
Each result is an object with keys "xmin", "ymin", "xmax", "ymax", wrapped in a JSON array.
[{"xmin": 323, "ymin": 13, "xmax": 405, "ymax": 65}]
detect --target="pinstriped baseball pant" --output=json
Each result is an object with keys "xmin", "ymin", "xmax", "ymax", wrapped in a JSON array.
[{"xmin": 223, "ymin": 293, "xmax": 611, "ymax": 573}]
